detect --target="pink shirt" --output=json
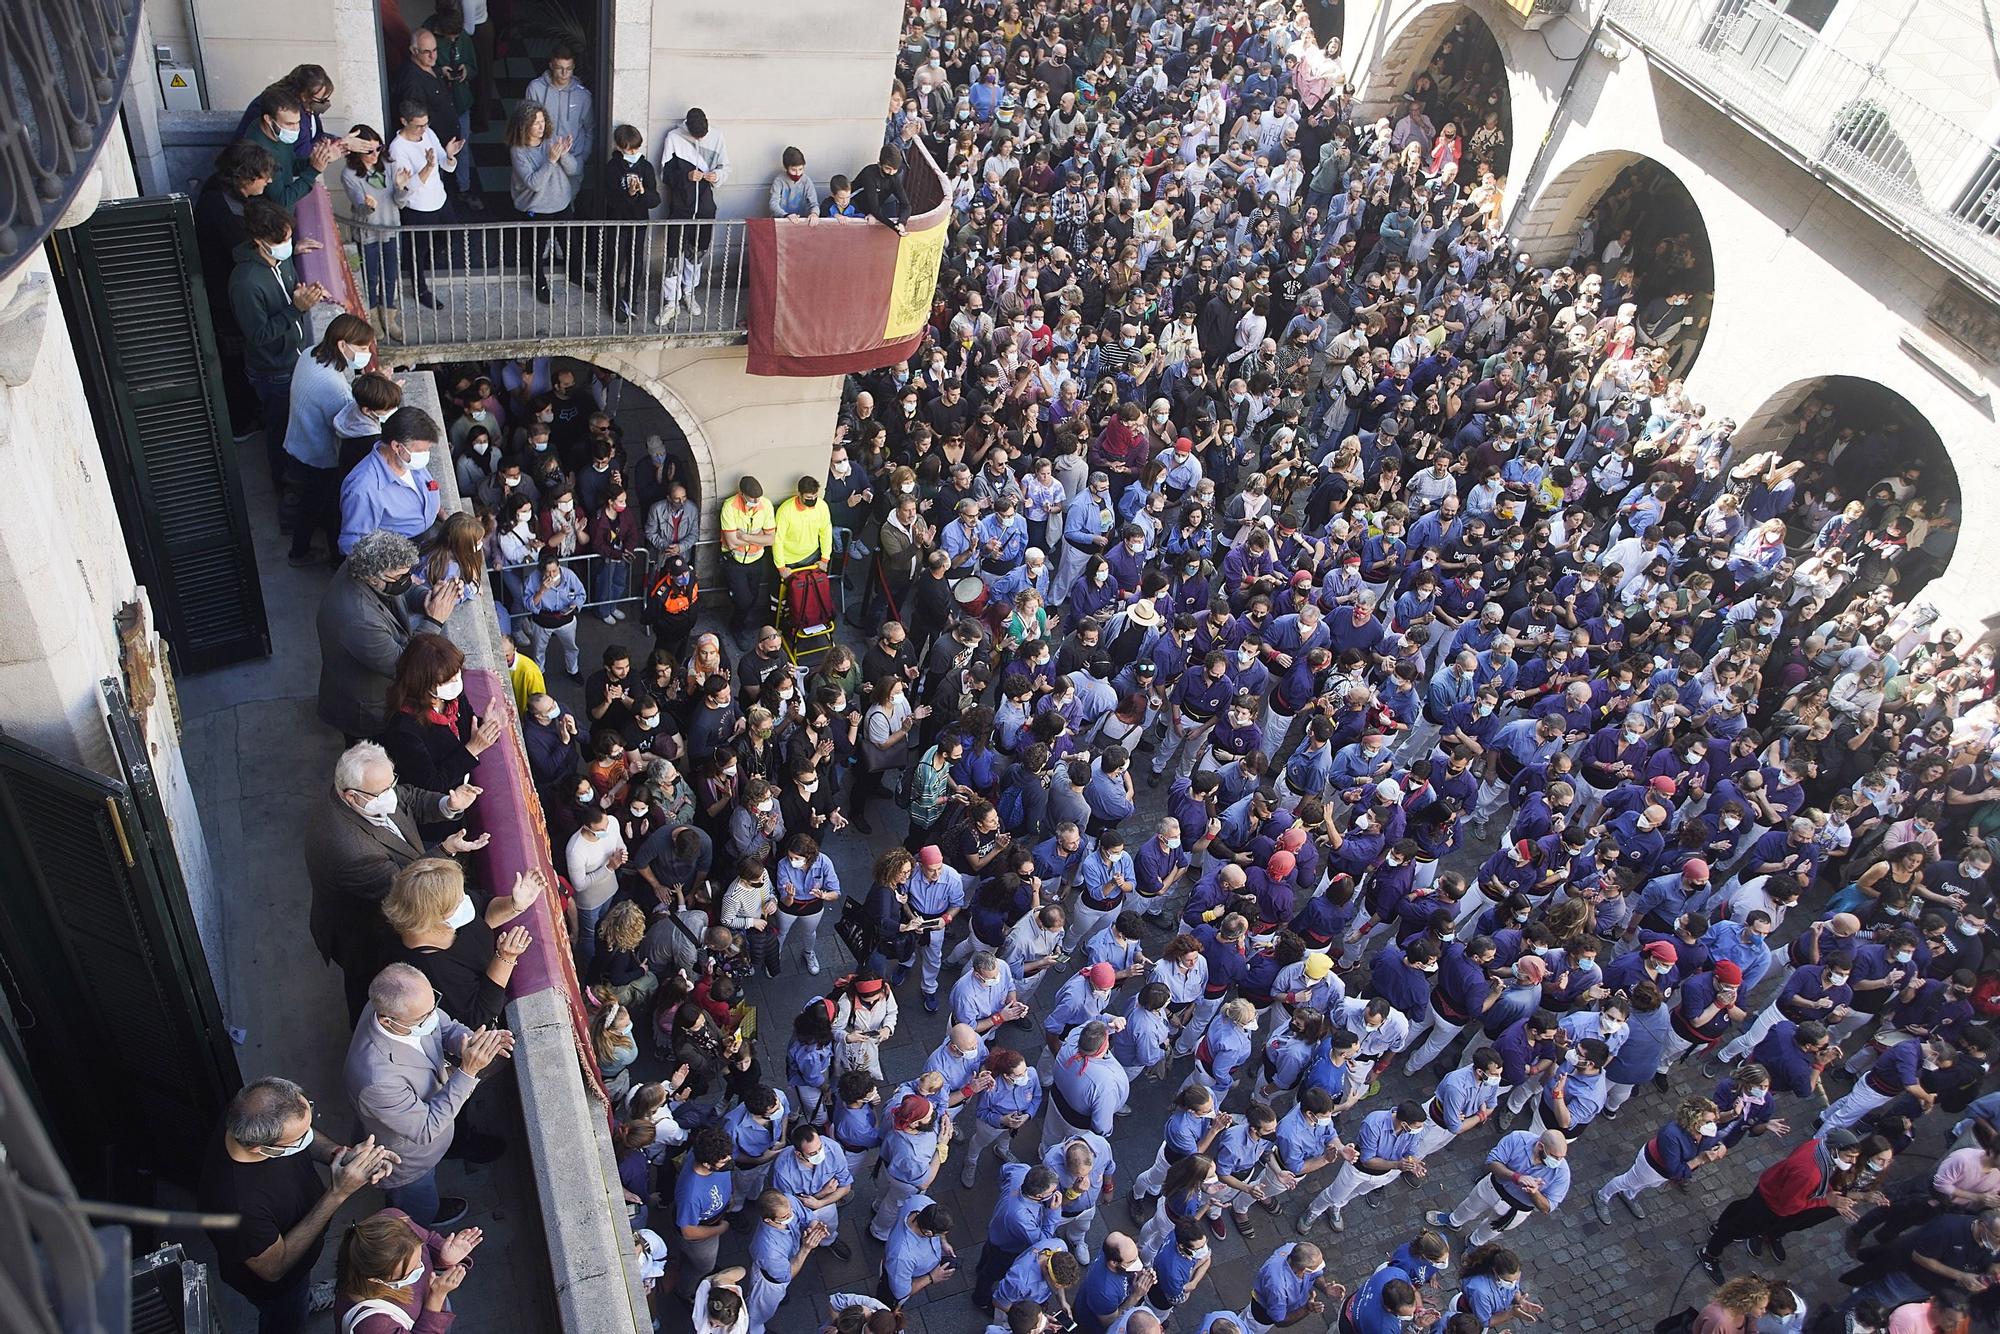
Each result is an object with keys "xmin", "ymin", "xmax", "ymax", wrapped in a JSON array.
[{"xmin": 1932, "ymin": 1146, "xmax": 2000, "ymax": 1201}]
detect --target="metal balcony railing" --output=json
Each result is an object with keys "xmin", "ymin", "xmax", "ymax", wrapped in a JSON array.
[
  {"xmin": 0, "ymin": 0, "xmax": 144, "ymax": 281},
  {"xmin": 335, "ymin": 217, "xmax": 749, "ymax": 354},
  {"xmin": 1604, "ymin": 0, "xmax": 2000, "ymax": 299}
]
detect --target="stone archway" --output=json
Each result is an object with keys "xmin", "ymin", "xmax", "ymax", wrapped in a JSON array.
[
  {"xmin": 1740, "ymin": 374, "xmax": 1960, "ymax": 597},
  {"xmin": 1513, "ymin": 149, "xmax": 1717, "ymax": 375},
  {"xmin": 567, "ymin": 348, "xmax": 721, "ymax": 547},
  {"xmin": 1349, "ymin": 3, "xmax": 1518, "ymax": 186}
]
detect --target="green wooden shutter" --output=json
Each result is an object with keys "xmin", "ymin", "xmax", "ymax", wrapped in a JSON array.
[
  {"xmin": 0, "ymin": 721, "xmax": 238, "ymax": 1194},
  {"xmin": 51, "ymin": 195, "xmax": 271, "ymax": 673}
]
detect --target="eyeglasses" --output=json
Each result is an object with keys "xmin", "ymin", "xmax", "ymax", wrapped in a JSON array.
[{"xmin": 386, "ymin": 989, "xmax": 445, "ymax": 1034}]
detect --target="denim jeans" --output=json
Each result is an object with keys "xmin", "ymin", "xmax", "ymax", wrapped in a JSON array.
[
  {"xmin": 384, "ymin": 1170, "xmax": 441, "ymax": 1226},
  {"xmin": 361, "ymin": 240, "xmax": 401, "ymax": 309},
  {"xmin": 245, "ymin": 1266, "xmax": 314, "ymax": 1334},
  {"xmin": 247, "ymin": 370, "xmax": 294, "ymax": 493}
]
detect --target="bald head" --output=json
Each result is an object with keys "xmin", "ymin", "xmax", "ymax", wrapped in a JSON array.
[{"xmin": 1538, "ymin": 1129, "xmax": 1569, "ymax": 1159}]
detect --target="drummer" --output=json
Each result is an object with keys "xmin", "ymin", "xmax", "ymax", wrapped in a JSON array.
[
  {"xmin": 977, "ymin": 491, "xmax": 1030, "ymax": 589},
  {"xmin": 938, "ymin": 498, "xmax": 985, "ymax": 577}
]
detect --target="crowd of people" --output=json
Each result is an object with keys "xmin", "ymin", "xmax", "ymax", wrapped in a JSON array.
[{"xmin": 189, "ymin": 1, "xmax": 1997, "ymax": 1333}]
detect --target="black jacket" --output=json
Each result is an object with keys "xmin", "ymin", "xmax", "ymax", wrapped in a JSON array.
[
  {"xmin": 601, "ymin": 152, "xmax": 661, "ymax": 220},
  {"xmin": 852, "ymin": 163, "xmax": 909, "ymax": 230}
]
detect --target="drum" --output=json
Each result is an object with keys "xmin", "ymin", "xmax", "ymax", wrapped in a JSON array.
[{"xmin": 952, "ymin": 576, "xmax": 990, "ymax": 616}]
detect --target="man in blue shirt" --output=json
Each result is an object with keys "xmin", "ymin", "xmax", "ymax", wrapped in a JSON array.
[
  {"xmin": 673, "ymin": 1128, "xmax": 735, "ymax": 1283},
  {"xmin": 1239, "ymin": 1241, "xmax": 1342, "ymax": 1334},
  {"xmin": 1073, "ymin": 1233, "xmax": 1153, "ymax": 1334},
  {"xmin": 991, "ymin": 1238, "xmax": 1082, "ymax": 1315},
  {"xmin": 338, "ymin": 407, "xmax": 444, "ymax": 554},
  {"xmin": 768, "ymin": 1125, "xmax": 854, "ymax": 1260},
  {"xmin": 744, "ymin": 1189, "xmax": 826, "ymax": 1334},
  {"xmin": 1409, "ymin": 1048, "xmax": 1505, "ymax": 1160},
  {"xmin": 1297, "ymin": 1101, "xmax": 1427, "ymax": 1233},
  {"xmin": 972, "ymin": 1162, "xmax": 1062, "ymax": 1307},
  {"xmin": 1426, "ymin": 1128, "xmax": 1571, "ymax": 1246},
  {"xmin": 881, "ymin": 1197, "xmax": 956, "ymax": 1307},
  {"xmin": 1047, "ymin": 1022, "xmax": 1130, "ymax": 1141},
  {"xmin": 1067, "ymin": 831, "xmax": 1137, "ymax": 952}
]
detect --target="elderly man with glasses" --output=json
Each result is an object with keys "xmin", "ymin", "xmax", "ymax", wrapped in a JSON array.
[
  {"xmin": 305, "ymin": 741, "xmax": 486, "ymax": 1024},
  {"xmin": 343, "ymin": 962, "xmax": 515, "ymax": 1229}
]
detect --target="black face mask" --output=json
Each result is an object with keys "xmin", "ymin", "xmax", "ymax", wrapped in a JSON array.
[{"xmin": 381, "ymin": 571, "xmax": 415, "ymax": 597}]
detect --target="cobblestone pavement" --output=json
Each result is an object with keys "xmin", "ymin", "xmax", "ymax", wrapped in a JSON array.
[{"xmin": 553, "ymin": 610, "xmax": 1940, "ymax": 1334}]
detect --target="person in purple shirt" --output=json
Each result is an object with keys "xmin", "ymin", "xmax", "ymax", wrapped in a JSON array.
[
  {"xmin": 1368, "ymin": 937, "xmax": 1438, "ymax": 1020},
  {"xmin": 1750, "ymin": 1019, "xmax": 1834, "ymax": 1101},
  {"xmin": 1821, "ymin": 1034, "xmax": 1949, "ymax": 1131},
  {"xmin": 1133, "ymin": 817, "xmax": 1193, "ymax": 914}
]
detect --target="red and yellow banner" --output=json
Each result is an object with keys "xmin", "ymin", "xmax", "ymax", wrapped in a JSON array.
[{"xmin": 745, "ymin": 140, "xmax": 950, "ymax": 377}]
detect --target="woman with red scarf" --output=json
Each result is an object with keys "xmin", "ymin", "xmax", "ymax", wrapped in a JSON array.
[{"xmin": 380, "ymin": 633, "xmax": 504, "ymax": 839}]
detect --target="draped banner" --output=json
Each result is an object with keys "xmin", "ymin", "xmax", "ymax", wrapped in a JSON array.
[{"xmin": 745, "ymin": 139, "xmax": 950, "ymax": 377}]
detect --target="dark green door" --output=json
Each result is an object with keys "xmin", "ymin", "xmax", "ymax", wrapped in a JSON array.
[{"xmin": 51, "ymin": 195, "xmax": 271, "ymax": 673}]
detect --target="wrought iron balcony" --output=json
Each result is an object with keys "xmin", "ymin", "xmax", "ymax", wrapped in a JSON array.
[
  {"xmin": 323, "ymin": 213, "xmax": 749, "ymax": 358},
  {"xmin": 0, "ymin": 0, "xmax": 144, "ymax": 280},
  {"xmin": 1604, "ymin": 0, "xmax": 2000, "ymax": 301}
]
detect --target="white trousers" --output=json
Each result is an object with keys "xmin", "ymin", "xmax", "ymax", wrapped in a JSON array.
[
  {"xmin": 1446, "ymin": 1175, "xmax": 1537, "ymax": 1246},
  {"xmin": 1406, "ymin": 1015, "xmax": 1468, "ymax": 1073},
  {"xmin": 869, "ymin": 1174, "xmax": 921, "ymax": 1241},
  {"xmin": 1820, "ymin": 1081, "xmax": 1892, "ymax": 1132},
  {"xmin": 1717, "ymin": 1000, "xmax": 1785, "ymax": 1064},
  {"xmin": 1597, "ymin": 1143, "xmax": 1668, "ymax": 1204},
  {"xmin": 1306, "ymin": 1162, "xmax": 1397, "ymax": 1218}
]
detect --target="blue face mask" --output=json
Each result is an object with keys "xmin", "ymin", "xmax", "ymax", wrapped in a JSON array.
[
  {"xmin": 268, "ymin": 238, "xmax": 294, "ymax": 262},
  {"xmin": 277, "ymin": 125, "xmax": 301, "ymax": 145}
]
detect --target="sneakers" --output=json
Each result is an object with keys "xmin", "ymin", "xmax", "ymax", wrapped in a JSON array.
[
  {"xmin": 600, "ymin": 612, "xmax": 617, "ymax": 623},
  {"xmin": 1698, "ymin": 1253, "xmax": 1724, "ymax": 1283},
  {"xmin": 1621, "ymin": 1192, "xmax": 1647, "ymax": 1220},
  {"xmin": 1328, "ymin": 1207, "xmax": 1345, "ymax": 1232},
  {"xmin": 961, "ymin": 1167, "xmax": 978, "ymax": 1190},
  {"xmin": 1294, "ymin": 1208, "xmax": 1317, "ymax": 1235},
  {"xmin": 431, "ymin": 1197, "xmax": 470, "ymax": 1230},
  {"xmin": 1423, "ymin": 1210, "xmax": 1455, "ymax": 1231},
  {"xmin": 309, "ymin": 1280, "xmax": 337, "ymax": 1313},
  {"xmin": 1207, "ymin": 1214, "xmax": 1227, "ymax": 1240},
  {"xmin": 685, "ymin": 291, "xmax": 704, "ymax": 315},
  {"xmin": 804, "ymin": 951, "xmax": 821, "ymax": 975},
  {"xmin": 655, "ymin": 301, "xmax": 681, "ymax": 326},
  {"xmin": 922, "ymin": 991, "xmax": 939, "ymax": 1013},
  {"xmin": 1593, "ymin": 1194, "xmax": 1613, "ymax": 1225},
  {"xmin": 828, "ymin": 1237, "xmax": 853, "ymax": 1262}
]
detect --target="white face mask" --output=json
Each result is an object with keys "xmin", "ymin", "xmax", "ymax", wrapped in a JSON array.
[
  {"xmin": 434, "ymin": 675, "xmax": 465, "ymax": 702},
  {"xmin": 1698, "ymin": 1120, "xmax": 1719, "ymax": 1139},
  {"xmin": 400, "ymin": 1008, "xmax": 441, "ymax": 1039},
  {"xmin": 445, "ymin": 895, "xmax": 476, "ymax": 929},
  {"xmin": 262, "ymin": 1126, "xmax": 316, "ymax": 1158},
  {"xmin": 348, "ymin": 346, "xmax": 373, "ymax": 371},
  {"xmin": 403, "ymin": 447, "xmax": 431, "ymax": 471},
  {"xmin": 358, "ymin": 789, "xmax": 397, "ymax": 818},
  {"xmin": 389, "ymin": 1260, "xmax": 425, "ymax": 1289}
]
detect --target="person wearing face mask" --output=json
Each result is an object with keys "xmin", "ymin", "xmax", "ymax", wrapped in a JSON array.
[
  {"xmin": 1593, "ymin": 1095, "xmax": 1727, "ymax": 1226},
  {"xmin": 378, "ymin": 633, "xmax": 505, "ymax": 827},
  {"xmin": 198, "ymin": 1076, "xmax": 401, "ymax": 1334},
  {"xmin": 598, "ymin": 123, "xmax": 661, "ymax": 319},
  {"xmin": 331, "ymin": 1206, "xmax": 483, "ymax": 1334},
  {"xmin": 385, "ymin": 855, "xmax": 542, "ymax": 1032},
  {"xmin": 228, "ymin": 197, "xmax": 328, "ymax": 490},
  {"xmin": 564, "ymin": 803, "xmax": 629, "ymax": 976},
  {"xmin": 275, "ymin": 314, "xmax": 379, "ymax": 565},
  {"xmin": 338, "ymin": 406, "xmax": 446, "ymax": 555},
  {"xmin": 344, "ymin": 962, "xmax": 514, "ymax": 1229}
]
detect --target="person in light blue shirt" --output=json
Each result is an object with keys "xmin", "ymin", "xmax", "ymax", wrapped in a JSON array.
[
  {"xmin": 724, "ymin": 1084, "xmax": 790, "ymax": 1209},
  {"xmin": 1047, "ymin": 1022, "xmax": 1129, "ymax": 1140},
  {"xmin": 961, "ymin": 1048, "xmax": 1042, "ymax": 1188},
  {"xmin": 1269, "ymin": 1087, "xmax": 1351, "ymax": 1217},
  {"xmin": 902, "ymin": 851, "xmax": 967, "ymax": 1000},
  {"xmin": 1068, "ymin": 833, "xmax": 1138, "ymax": 952},
  {"xmin": 1043, "ymin": 1129, "xmax": 1115, "ymax": 1256},
  {"xmin": 1298, "ymin": 1101, "xmax": 1426, "ymax": 1232},
  {"xmin": 745, "ymin": 1189, "xmax": 824, "ymax": 1334},
  {"xmin": 1112, "ymin": 983, "xmax": 1173, "ymax": 1081},
  {"xmin": 1186, "ymin": 998, "xmax": 1257, "ymax": 1101},
  {"xmin": 768, "ymin": 1125, "xmax": 853, "ymax": 1258},
  {"xmin": 921, "ymin": 1025, "xmax": 988, "ymax": 1107},
  {"xmin": 828, "ymin": 1071, "xmax": 884, "ymax": 1166},
  {"xmin": 882, "ymin": 1197, "xmax": 955, "ymax": 1305},
  {"xmin": 1530, "ymin": 1038, "xmax": 1611, "ymax": 1140},
  {"xmin": 870, "ymin": 1094, "xmax": 946, "ymax": 1241},
  {"xmin": 338, "ymin": 407, "xmax": 444, "ymax": 554},
  {"xmin": 1042, "ymin": 962, "xmax": 1119, "ymax": 1055},
  {"xmin": 1411, "ymin": 1050, "xmax": 1504, "ymax": 1160},
  {"xmin": 1453, "ymin": 1245, "xmax": 1545, "ymax": 1329},
  {"xmin": 951, "ymin": 952, "xmax": 1023, "ymax": 1037},
  {"xmin": 1073, "ymin": 1233, "xmax": 1151, "ymax": 1334},
  {"xmin": 1240, "ymin": 1242, "xmax": 1339, "ymax": 1334},
  {"xmin": 1426, "ymin": 1129, "xmax": 1571, "ymax": 1246},
  {"xmin": 673, "ymin": 1128, "xmax": 735, "ymax": 1283},
  {"xmin": 973, "ymin": 1161, "xmax": 1063, "ymax": 1306},
  {"xmin": 1130, "ymin": 1083, "xmax": 1226, "ymax": 1202},
  {"xmin": 992, "ymin": 1237, "xmax": 1082, "ymax": 1314},
  {"xmin": 773, "ymin": 834, "xmax": 841, "ymax": 974}
]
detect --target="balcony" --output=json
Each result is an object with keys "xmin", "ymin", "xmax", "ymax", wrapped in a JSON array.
[
  {"xmin": 324, "ymin": 210, "xmax": 750, "ymax": 360},
  {"xmin": 1604, "ymin": 0, "xmax": 2000, "ymax": 301}
]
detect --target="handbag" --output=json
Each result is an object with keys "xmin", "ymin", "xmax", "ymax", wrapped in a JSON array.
[{"xmin": 833, "ymin": 898, "xmax": 876, "ymax": 963}]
